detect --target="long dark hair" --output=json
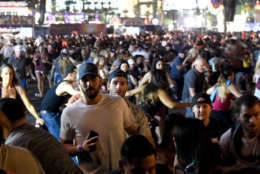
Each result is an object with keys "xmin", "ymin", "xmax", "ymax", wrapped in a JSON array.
[
  {"xmin": 141, "ymin": 59, "xmax": 169, "ymax": 103},
  {"xmin": 1, "ymin": 64, "xmax": 19, "ymax": 85},
  {"xmin": 142, "ymin": 58, "xmax": 169, "ymax": 101},
  {"xmin": 151, "ymin": 58, "xmax": 168, "ymax": 88}
]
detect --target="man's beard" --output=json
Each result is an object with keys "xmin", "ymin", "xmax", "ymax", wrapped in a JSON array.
[{"xmin": 80, "ymin": 85, "xmax": 100, "ymax": 99}]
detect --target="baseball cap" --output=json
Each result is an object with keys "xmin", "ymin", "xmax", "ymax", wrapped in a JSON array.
[
  {"xmin": 108, "ymin": 69, "xmax": 127, "ymax": 82},
  {"xmin": 192, "ymin": 93, "xmax": 212, "ymax": 107},
  {"xmin": 77, "ymin": 62, "xmax": 98, "ymax": 80}
]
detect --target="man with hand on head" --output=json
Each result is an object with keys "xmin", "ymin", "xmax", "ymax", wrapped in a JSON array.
[{"xmin": 107, "ymin": 69, "xmax": 154, "ymax": 146}]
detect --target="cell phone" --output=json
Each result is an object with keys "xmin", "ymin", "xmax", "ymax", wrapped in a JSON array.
[{"xmin": 88, "ymin": 130, "xmax": 99, "ymax": 142}]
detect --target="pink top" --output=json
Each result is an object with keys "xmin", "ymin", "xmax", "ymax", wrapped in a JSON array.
[
  {"xmin": 212, "ymin": 93, "xmax": 234, "ymax": 111},
  {"xmin": 34, "ymin": 54, "xmax": 45, "ymax": 71}
]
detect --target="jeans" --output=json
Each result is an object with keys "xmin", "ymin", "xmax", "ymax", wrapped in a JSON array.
[
  {"xmin": 173, "ymin": 77, "xmax": 184, "ymax": 101},
  {"xmin": 54, "ymin": 72, "xmax": 62, "ymax": 86},
  {"xmin": 40, "ymin": 111, "xmax": 61, "ymax": 141}
]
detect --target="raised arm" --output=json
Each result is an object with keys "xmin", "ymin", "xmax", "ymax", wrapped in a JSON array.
[
  {"xmin": 125, "ymin": 85, "xmax": 145, "ymax": 97},
  {"xmin": 129, "ymin": 74, "xmax": 138, "ymax": 86},
  {"xmin": 158, "ymin": 89, "xmax": 191, "ymax": 109},
  {"xmin": 166, "ymin": 72, "xmax": 175, "ymax": 88},
  {"xmin": 56, "ymin": 81, "xmax": 80, "ymax": 96},
  {"xmin": 228, "ymin": 83, "xmax": 242, "ymax": 98},
  {"xmin": 139, "ymin": 71, "xmax": 151, "ymax": 86},
  {"xmin": 207, "ymin": 84, "xmax": 217, "ymax": 95},
  {"xmin": 16, "ymin": 85, "xmax": 44, "ymax": 125}
]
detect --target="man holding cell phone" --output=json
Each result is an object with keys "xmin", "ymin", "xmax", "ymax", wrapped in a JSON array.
[{"xmin": 60, "ymin": 63, "xmax": 137, "ymax": 174}]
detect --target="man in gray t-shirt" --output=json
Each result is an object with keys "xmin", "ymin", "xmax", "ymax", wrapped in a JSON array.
[{"xmin": 60, "ymin": 63, "xmax": 137, "ymax": 174}]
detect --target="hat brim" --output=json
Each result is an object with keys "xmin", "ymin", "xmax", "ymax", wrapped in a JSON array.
[{"xmin": 77, "ymin": 72, "xmax": 98, "ymax": 80}]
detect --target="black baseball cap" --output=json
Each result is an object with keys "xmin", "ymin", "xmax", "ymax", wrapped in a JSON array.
[{"xmin": 192, "ymin": 93, "xmax": 212, "ymax": 107}]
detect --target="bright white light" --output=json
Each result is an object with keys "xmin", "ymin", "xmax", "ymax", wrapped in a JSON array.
[
  {"xmin": 35, "ymin": 12, "xmax": 41, "ymax": 24},
  {"xmin": 152, "ymin": 18, "xmax": 159, "ymax": 25},
  {"xmin": 184, "ymin": 15, "xmax": 204, "ymax": 28},
  {"xmin": 184, "ymin": 16, "xmax": 195, "ymax": 28},
  {"xmin": 168, "ymin": 24, "xmax": 174, "ymax": 31},
  {"xmin": 163, "ymin": 0, "xmax": 209, "ymax": 10},
  {"xmin": 124, "ymin": 27, "xmax": 140, "ymax": 36}
]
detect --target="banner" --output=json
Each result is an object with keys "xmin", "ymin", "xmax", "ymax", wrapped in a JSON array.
[
  {"xmin": 50, "ymin": 24, "xmax": 106, "ymax": 35},
  {"xmin": 0, "ymin": 16, "xmax": 33, "ymax": 27}
]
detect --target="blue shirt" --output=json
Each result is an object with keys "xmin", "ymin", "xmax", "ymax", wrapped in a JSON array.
[
  {"xmin": 85, "ymin": 59, "xmax": 93, "ymax": 64},
  {"xmin": 170, "ymin": 56, "xmax": 183, "ymax": 79}
]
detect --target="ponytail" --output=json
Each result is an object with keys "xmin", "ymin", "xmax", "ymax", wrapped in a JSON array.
[{"xmin": 217, "ymin": 74, "xmax": 228, "ymax": 102}]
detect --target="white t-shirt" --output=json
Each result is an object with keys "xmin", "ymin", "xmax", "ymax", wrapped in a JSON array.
[{"xmin": 60, "ymin": 94, "xmax": 135, "ymax": 173}]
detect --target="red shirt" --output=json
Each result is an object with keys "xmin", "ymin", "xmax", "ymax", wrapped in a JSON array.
[{"xmin": 212, "ymin": 93, "xmax": 234, "ymax": 111}]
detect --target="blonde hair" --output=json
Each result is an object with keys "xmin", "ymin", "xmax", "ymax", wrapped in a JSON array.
[
  {"xmin": 58, "ymin": 57, "xmax": 72, "ymax": 78},
  {"xmin": 140, "ymin": 91, "xmax": 158, "ymax": 105},
  {"xmin": 216, "ymin": 74, "xmax": 228, "ymax": 102}
]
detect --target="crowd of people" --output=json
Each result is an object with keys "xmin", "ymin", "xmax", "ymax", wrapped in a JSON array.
[{"xmin": 0, "ymin": 30, "xmax": 259, "ymax": 174}]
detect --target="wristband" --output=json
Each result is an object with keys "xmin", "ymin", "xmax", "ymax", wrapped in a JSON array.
[{"xmin": 77, "ymin": 144, "xmax": 84, "ymax": 153}]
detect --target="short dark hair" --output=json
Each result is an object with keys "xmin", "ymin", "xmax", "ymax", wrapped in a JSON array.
[
  {"xmin": 108, "ymin": 69, "xmax": 127, "ymax": 83},
  {"xmin": 121, "ymin": 135, "xmax": 155, "ymax": 163},
  {"xmin": 233, "ymin": 95, "xmax": 260, "ymax": 115},
  {"xmin": 0, "ymin": 98, "xmax": 26, "ymax": 123},
  {"xmin": 119, "ymin": 60, "xmax": 129, "ymax": 69}
]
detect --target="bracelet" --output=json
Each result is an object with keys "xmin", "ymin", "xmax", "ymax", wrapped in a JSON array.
[{"xmin": 77, "ymin": 144, "xmax": 84, "ymax": 153}]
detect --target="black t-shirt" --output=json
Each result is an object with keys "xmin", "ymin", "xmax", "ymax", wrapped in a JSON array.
[
  {"xmin": 206, "ymin": 117, "xmax": 227, "ymax": 139},
  {"xmin": 109, "ymin": 164, "xmax": 172, "ymax": 174},
  {"xmin": 40, "ymin": 81, "xmax": 70, "ymax": 113}
]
